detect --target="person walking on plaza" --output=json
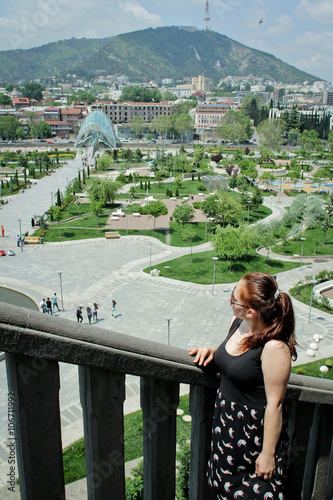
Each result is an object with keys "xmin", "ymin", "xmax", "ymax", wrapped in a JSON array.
[
  {"xmin": 86, "ymin": 306, "xmax": 92, "ymax": 325},
  {"xmin": 46, "ymin": 297, "xmax": 52, "ymax": 315},
  {"xmin": 52, "ymin": 293, "xmax": 60, "ymax": 312},
  {"xmin": 92, "ymin": 303, "xmax": 98, "ymax": 322},
  {"xmin": 1, "ymin": 225, "xmax": 4, "ymax": 237},
  {"xmin": 76, "ymin": 306, "xmax": 83, "ymax": 323},
  {"xmin": 111, "ymin": 299, "xmax": 117, "ymax": 318},
  {"xmin": 39, "ymin": 298, "xmax": 47, "ymax": 313},
  {"xmin": 189, "ymin": 272, "xmax": 296, "ymax": 500},
  {"xmin": 16, "ymin": 235, "xmax": 20, "ymax": 247}
]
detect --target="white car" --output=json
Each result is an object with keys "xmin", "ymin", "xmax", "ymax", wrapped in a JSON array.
[{"xmin": 7, "ymin": 249, "xmax": 15, "ymax": 256}]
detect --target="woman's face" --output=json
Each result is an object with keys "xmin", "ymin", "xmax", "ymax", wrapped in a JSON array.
[{"xmin": 229, "ymin": 282, "xmax": 248, "ymax": 318}]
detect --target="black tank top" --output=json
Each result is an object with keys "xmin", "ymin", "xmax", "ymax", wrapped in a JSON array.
[{"xmin": 214, "ymin": 317, "xmax": 266, "ymax": 407}]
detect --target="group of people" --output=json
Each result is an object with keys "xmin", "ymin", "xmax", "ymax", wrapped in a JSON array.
[
  {"xmin": 189, "ymin": 272, "xmax": 297, "ymax": 500},
  {"xmin": 76, "ymin": 303, "xmax": 99, "ymax": 324},
  {"xmin": 39, "ymin": 293, "xmax": 61, "ymax": 314},
  {"xmin": 76, "ymin": 299, "xmax": 117, "ymax": 323}
]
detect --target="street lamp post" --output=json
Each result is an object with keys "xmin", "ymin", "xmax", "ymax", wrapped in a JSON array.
[
  {"xmin": 50, "ymin": 192, "xmax": 53, "ymax": 206},
  {"xmin": 300, "ymin": 237, "xmax": 306, "ymax": 269},
  {"xmin": 165, "ymin": 315, "xmax": 173, "ymax": 345},
  {"xmin": 18, "ymin": 219, "xmax": 23, "ymax": 252},
  {"xmin": 149, "ymin": 242, "xmax": 152, "ymax": 273},
  {"xmin": 205, "ymin": 214, "xmax": 208, "ymax": 241},
  {"xmin": 212, "ymin": 257, "xmax": 219, "ymax": 295},
  {"xmin": 308, "ymin": 279, "xmax": 317, "ymax": 323},
  {"xmin": 124, "ymin": 207, "xmax": 128, "ymax": 235},
  {"xmin": 58, "ymin": 271, "xmax": 64, "ymax": 311}
]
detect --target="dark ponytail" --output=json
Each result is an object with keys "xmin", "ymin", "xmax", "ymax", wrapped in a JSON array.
[{"xmin": 238, "ymin": 272, "xmax": 297, "ymax": 360}]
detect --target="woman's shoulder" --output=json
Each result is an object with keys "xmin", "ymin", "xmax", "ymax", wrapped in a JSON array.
[{"xmin": 262, "ymin": 339, "xmax": 291, "ymax": 359}]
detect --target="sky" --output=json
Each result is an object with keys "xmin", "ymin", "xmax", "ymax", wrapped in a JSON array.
[{"xmin": 0, "ymin": 0, "xmax": 332, "ymax": 83}]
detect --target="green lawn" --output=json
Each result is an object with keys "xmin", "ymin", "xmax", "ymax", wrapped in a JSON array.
[
  {"xmin": 63, "ymin": 393, "xmax": 191, "ymax": 485},
  {"xmin": 289, "ymin": 283, "xmax": 333, "ymax": 315},
  {"xmin": 272, "ymin": 224, "xmax": 333, "ymax": 257},
  {"xmin": 292, "ymin": 358, "xmax": 333, "ymax": 379},
  {"xmin": 144, "ymin": 251, "xmax": 298, "ymax": 284}
]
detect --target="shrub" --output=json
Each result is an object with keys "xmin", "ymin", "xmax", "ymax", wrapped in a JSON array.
[
  {"xmin": 176, "ymin": 440, "xmax": 190, "ymax": 500},
  {"xmin": 325, "ymin": 359, "xmax": 333, "ymax": 368},
  {"xmin": 125, "ymin": 460, "xmax": 144, "ymax": 500},
  {"xmin": 294, "ymin": 368, "xmax": 307, "ymax": 375},
  {"xmin": 197, "ymin": 183, "xmax": 207, "ymax": 192}
]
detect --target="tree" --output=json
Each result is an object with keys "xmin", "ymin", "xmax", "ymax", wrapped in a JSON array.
[
  {"xmin": 298, "ymin": 129, "xmax": 323, "ymax": 151},
  {"xmin": 257, "ymin": 118, "xmax": 286, "ymax": 149},
  {"xmin": 21, "ymin": 82, "xmax": 44, "ymax": 101},
  {"xmin": 174, "ymin": 113, "xmax": 194, "ymax": 141},
  {"xmin": 129, "ymin": 116, "xmax": 146, "ymax": 139},
  {"xmin": 52, "ymin": 206, "xmax": 62, "ymax": 238},
  {"xmin": 119, "ymin": 86, "xmax": 162, "ymax": 103},
  {"xmin": 238, "ymin": 158, "xmax": 258, "ymax": 185},
  {"xmin": 150, "ymin": 115, "xmax": 170, "ymax": 146},
  {"xmin": 212, "ymin": 225, "xmax": 252, "ymax": 271},
  {"xmin": 259, "ymin": 172, "xmax": 275, "ymax": 190},
  {"xmin": 0, "ymin": 94, "xmax": 12, "ymax": 106},
  {"xmin": 217, "ymin": 110, "xmax": 253, "ymax": 145},
  {"xmin": 129, "ymin": 185, "xmax": 137, "ymax": 201},
  {"xmin": 172, "ymin": 201, "xmax": 195, "ymax": 226},
  {"xmin": 88, "ymin": 178, "xmax": 120, "ymax": 206},
  {"xmin": 145, "ymin": 200, "xmax": 168, "ymax": 229},
  {"xmin": 328, "ymin": 130, "xmax": 333, "ymax": 152},
  {"xmin": 201, "ymin": 192, "xmax": 243, "ymax": 227},
  {"xmin": 181, "ymin": 227, "xmax": 197, "ymax": 263},
  {"xmin": 90, "ymin": 200, "xmax": 103, "ymax": 232}
]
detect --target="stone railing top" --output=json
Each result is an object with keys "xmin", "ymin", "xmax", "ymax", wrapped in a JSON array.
[{"xmin": 1, "ymin": 301, "xmax": 333, "ymax": 403}]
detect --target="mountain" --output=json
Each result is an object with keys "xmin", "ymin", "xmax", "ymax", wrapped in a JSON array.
[{"xmin": 0, "ymin": 26, "xmax": 319, "ymax": 84}]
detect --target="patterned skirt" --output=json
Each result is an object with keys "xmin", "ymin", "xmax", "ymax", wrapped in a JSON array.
[{"xmin": 207, "ymin": 391, "xmax": 289, "ymax": 500}]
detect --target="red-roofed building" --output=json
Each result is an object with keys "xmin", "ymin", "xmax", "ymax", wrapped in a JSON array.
[
  {"xmin": 13, "ymin": 97, "xmax": 30, "ymax": 109},
  {"xmin": 60, "ymin": 108, "xmax": 83, "ymax": 128}
]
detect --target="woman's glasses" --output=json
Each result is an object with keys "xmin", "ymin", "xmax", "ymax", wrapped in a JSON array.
[{"xmin": 230, "ymin": 287, "xmax": 248, "ymax": 308}]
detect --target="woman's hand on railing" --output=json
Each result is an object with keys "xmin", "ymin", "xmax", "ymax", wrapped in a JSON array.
[{"xmin": 188, "ymin": 347, "xmax": 217, "ymax": 367}]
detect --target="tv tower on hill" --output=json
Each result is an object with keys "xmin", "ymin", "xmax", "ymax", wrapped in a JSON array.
[{"xmin": 203, "ymin": 0, "xmax": 211, "ymax": 30}]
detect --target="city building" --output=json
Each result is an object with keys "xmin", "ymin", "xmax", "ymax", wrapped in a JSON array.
[
  {"xmin": 195, "ymin": 102, "xmax": 230, "ymax": 135},
  {"xmin": 191, "ymin": 75, "xmax": 212, "ymax": 93},
  {"xmin": 91, "ymin": 101, "xmax": 175, "ymax": 125}
]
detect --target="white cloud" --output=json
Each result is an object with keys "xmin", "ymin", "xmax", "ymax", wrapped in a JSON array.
[
  {"xmin": 265, "ymin": 14, "xmax": 293, "ymax": 36},
  {"xmin": 118, "ymin": 1, "xmax": 161, "ymax": 24},
  {"xmin": 296, "ymin": 0, "xmax": 333, "ymax": 23},
  {"xmin": 0, "ymin": 0, "xmax": 162, "ymax": 51}
]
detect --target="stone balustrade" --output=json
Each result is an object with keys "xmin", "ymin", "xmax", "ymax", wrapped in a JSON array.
[{"xmin": 0, "ymin": 302, "xmax": 332, "ymax": 500}]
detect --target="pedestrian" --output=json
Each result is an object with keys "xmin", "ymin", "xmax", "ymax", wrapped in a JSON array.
[
  {"xmin": 21, "ymin": 235, "xmax": 24, "ymax": 246},
  {"xmin": 39, "ymin": 298, "xmax": 47, "ymax": 313},
  {"xmin": 52, "ymin": 293, "xmax": 60, "ymax": 312},
  {"xmin": 86, "ymin": 306, "xmax": 92, "ymax": 324},
  {"xmin": 46, "ymin": 297, "xmax": 52, "ymax": 315},
  {"xmin": 76, "ymin": 306, "xmax": 83, "ymax": 323},
  {"xmin": 111, "ymin": 299, "xmax": 116, "ymax": 318},
  {"xmin": 189, "ymin": 272, "xmax": 296, "ymax": 500},
  {"xmin": 16, "ymin": 235, "xmax": 20, "ymax": 247},
  {"xmin": 31, "ymin": 217, "xmax": 35, "ymax": 227},
  {"xmin": 92, "ymin": 303, "xmax": 98, "ymax": 322},
  {"xmin": 1, "ymin": 225, "xmax": 4, "ymax": 237}
]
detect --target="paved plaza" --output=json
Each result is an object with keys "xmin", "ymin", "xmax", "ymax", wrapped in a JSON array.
[{"xmin": 0, "ymin": 152, "xmax": 333, "ymax": 494}]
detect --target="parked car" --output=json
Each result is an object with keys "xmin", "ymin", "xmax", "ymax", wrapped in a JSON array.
[
  {"xmin": 46, "ymin": 140, "xmax": 54, "ymax": 144},
  {"xmin": 7, "ymin": 249, "xmax": 15, "ymax": 256},
  {"xmin": 0, "ymin": 250, "xmax": 6, "ymax": 256}
]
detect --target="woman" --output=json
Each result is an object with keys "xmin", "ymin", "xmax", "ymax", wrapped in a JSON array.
[
  {"xmin": 189, "ymin": 272, "xmax": 296, "ymax": 500},
  {"xmin": 92, "ymin": 303, "xmax": 99, "ymax": 322},
  {"xmin": 111, "ymin": 299, "xmax": 117, "ymax": 318},
  {"xmin": 86, "ymin": 306, "xmax": 92, "ymax": 325}
]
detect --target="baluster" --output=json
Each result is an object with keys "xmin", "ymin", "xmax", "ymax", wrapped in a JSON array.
[
  {"xmin": 5, "ymin": 353, "xmax": 65, "ymax": 500},
  {"xmin": 140, "ymin": 377, "xmax": 179, "ymax": 500},
  {"xmin": 189, "ymin": 385, "xmax": 216, "ymax": 500},
  {"xmin": 79, "ymin": 367, "xmax": 126, "ymax": 500}
]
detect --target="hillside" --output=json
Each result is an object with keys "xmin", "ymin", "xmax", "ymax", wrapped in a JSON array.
[{"xmin": 0, "ymin": 26, "xmax": 318, "ymax": 84}]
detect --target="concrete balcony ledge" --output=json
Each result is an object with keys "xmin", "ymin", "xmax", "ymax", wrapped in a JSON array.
[{"xmin": 0, "ymin": 301, "xmax": 332, "ymax": 500}]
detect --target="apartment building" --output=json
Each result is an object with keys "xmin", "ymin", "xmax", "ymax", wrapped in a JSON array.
[
  {"xmin": 195, "ymin": 102, "xmax": 230, "ymax": 133},
  {"xmin": 91, "ymin": 101, "xmax": 175, "ymax": 124}
]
